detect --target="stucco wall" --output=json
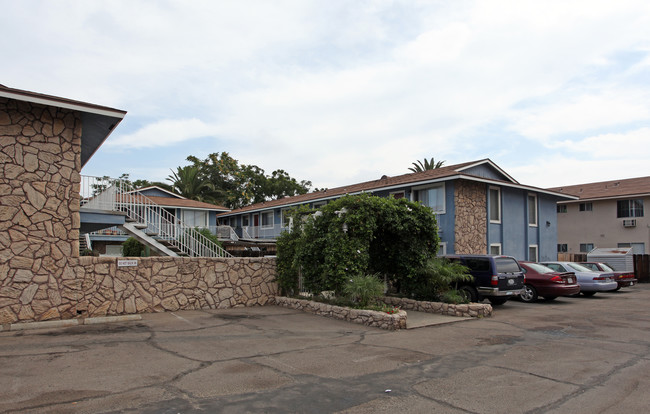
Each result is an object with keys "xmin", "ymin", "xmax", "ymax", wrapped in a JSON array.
[{"xmin": 454, "ymin": 180, "xmax": 487, "ymax": 254}]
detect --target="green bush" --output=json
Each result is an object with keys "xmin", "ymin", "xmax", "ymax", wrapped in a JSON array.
[
  {"xmin": 342, "ymin": 274, "xmax": 385, "ymax": 308},
  {"xmin": 122, "ymin": 237, "xmax": 144, "ymax": 257},
  {"xmin": 276, "ymin": 193, "xmax": 440, "ymax": 297},
  {"xmin": 408, "ymin": 258, "xmax": 473, "ymax": 301},
  {"xmin": 191, "ymin": 227, "xmax": 224, "ymax": 249}
]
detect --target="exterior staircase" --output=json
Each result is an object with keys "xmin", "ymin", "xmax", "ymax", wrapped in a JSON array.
[{"xmin": 81, "ymin": 176, "xmax": 232, "ymax": 258}]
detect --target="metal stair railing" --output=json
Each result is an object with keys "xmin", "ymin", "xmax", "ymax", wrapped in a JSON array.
[{"xmin": 80, "ymin": 175, "xmax": 232, "ymax": 258}]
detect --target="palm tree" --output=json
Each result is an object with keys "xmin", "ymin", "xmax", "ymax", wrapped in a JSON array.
[
  {"xmin": 408, "ymin": 157, "xmax": 445, "ymax": 173},
  {"xmin": 166, "ymin": 165, "xmax": 215, "ymax": 201}
]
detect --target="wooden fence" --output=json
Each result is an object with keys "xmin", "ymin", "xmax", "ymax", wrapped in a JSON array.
[{"xmin": 633, "ymin": 254, "xmax": 650, "ymax": 283}]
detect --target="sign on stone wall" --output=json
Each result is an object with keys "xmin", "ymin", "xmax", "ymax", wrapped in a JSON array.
[{"xmin": 117, "ymin": 259, "xmax": 138, "ymax": 267}]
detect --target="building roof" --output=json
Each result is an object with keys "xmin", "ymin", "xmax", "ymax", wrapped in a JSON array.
[
  {"xmin": 219, "ymin": 158, "xmax": 575, "ymax": 217},
  {"xmin": 146, "ymin": 195, "xmax": 230, "ymax": 211},
  {"xmin": 548, "ymin": 176, "xmax": 650, "ymax": 202},
  {"xmin": 0, "ymin": 84, "xmax": 126, "ymax": 167}
]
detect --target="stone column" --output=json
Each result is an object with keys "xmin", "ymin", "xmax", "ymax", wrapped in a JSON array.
[
  {"xmin": 0, "ymin": 98, "xmax": 82, "ymax": 323},
  {"xmin": 454, "ymin": 180, "xmax": 487, "ymax": 254}
]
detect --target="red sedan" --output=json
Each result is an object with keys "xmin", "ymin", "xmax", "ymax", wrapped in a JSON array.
[
  {"xmin": 518, "ymin": 261, "xmax": 581, "ymax": 303},
  {"xmin": 579, "ymin": 262, "xmax": 637, "ymax": 290}
]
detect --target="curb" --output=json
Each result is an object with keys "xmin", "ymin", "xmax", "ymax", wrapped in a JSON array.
[{"xmin": 1, "ymin": 314, "xmax": 142, "ymax": 332}]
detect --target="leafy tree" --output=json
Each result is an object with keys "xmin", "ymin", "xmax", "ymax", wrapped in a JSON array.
[
  {"xmin": 167, "ymin": 165, "xmax": 217, "ymax": 202},
  {"xmin": 276, "ymin": 193, "xmax": 440, "ymax": 296},
  {"xmin": 186, "ymin": 152, "xmax": 311, "ymax": 209},
  {"xmin": 408, "ymin": 157, "xmax": 445, "ymax": 172}
]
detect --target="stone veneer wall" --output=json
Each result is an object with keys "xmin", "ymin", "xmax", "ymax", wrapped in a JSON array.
[
  {"xmin": 381, "ymin": 296, "xmax": 492, "ymax": 318},
  {"xmin": 271, "ymin": 296, "xmax": 408, "ymax": 330},
  {"xmin": 0, "ymin": 97, "xmax": 278, "ymax": 325},
  {"xmin": 0, "ymin": 256, "xmax": 277, "ymax": 324},
  {"xmin": 454, "ymin": 180, "xmax": 487, "ymax": 254},
  {"xmin": 1, "ymin": 98, "xmax": 84, "ymax": 324}
]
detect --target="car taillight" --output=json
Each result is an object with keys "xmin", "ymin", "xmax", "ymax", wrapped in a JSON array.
[
  {"xmin": 593, "ymin": 276, "xmax": 611, "ymax": 281},
  {"xmin": 491, "ymin": 275, "xmax": 499, "ymax": 286},
  {"xmin": 550, "ymin": 275, "xmax": 564, "ymax": 284},
  {"xmin": 621, "ymin": 273, "xmax": 634, "ymax": 279}
]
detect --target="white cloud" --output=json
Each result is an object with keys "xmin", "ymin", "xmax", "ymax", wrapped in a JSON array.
[{"xmin": 106, "ymin": 118, "xmax": 216, "ymax": 148}]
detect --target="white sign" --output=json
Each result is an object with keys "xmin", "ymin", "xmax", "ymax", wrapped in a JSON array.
[{"xmin": 117, "ymin": 259, "xmax": 138, "ymax": 267}]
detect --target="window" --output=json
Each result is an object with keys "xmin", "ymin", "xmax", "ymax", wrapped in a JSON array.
[
  {"xmin": 490, "ymin": 243, "xmax": 502, "ymax": 255},
  {"xmin": 261, "ymin": 211, "xmax": 274, "ymax": 228},
  {"xmin": 281, "ymin": 209, "xmax": 292, "ymax": 228},
  {"xmin": 528, "ymin": 194, "xmax": 538, "ymax": 226},
  {"xmin": 528, "ymin": 245, "xmax": 538, "ymax": 262},
  {"xmin": 557, "ymin": 244, "xmax": 568, "ymax": 253},
  {"xmin": 579, "ymin": 243, "xmax": 594, "ymax": 253},
  {"xmin": 413, "ymin": 184, "xmax": 445, "ymax": 213},
  {"xmin": 557, "ymin": 205, "xmax": 567, "ymax": 213},
  {"xmin": 242, "ymin": 215, "xmax": 250, "ymax": 227},
  {"xmin": 390, "ymin": 191, "xmax": 405, "ymax": 199},
  {"xmin": 579, "ymin": 202, "xmax": 593, "ymax": 212},
  {"xmin": 437, "ymin": 242, "xmax": 447, "ymax": 256},
  {"xmin": 489, "ymin": 187, "xmax": 501, "ymax": 223},
  {"xmin": 182, "ymin": 210, "xmax": 207, "ymax": 227},
  {"xmin": 617, "ymin": 199, "xmax": 644, "ymax": 218},
  {"xmin": 313, "ymin": 201, "xmax": 327, "ymax": 208}
]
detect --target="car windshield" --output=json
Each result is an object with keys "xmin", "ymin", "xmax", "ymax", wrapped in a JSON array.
[
  {"xmin": 567, "ymin": 263, "xmax": 594, "ymax": 272},
  {"xmin": 600, "ymin": 263, "xmax": 615, "ymax": 272},
  {"xmin": 524, "ymin": 263, "xmax": 556, "ymax": 274},
  {"xmin": 495, "ymin": 257, "xmax": 521, "ymax": 273}
]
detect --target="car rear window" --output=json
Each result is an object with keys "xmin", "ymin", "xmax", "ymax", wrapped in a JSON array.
[
  {"xmin": 525, "ymin": 263, "xmax": 555, "ymax": 274},
  {"xmin": 464, "ymin": 258, "xmax": 490, "ymax": 272},
  {"xmin": 495, "ymin": 257, "xmax": 521, "ymax": 273}
]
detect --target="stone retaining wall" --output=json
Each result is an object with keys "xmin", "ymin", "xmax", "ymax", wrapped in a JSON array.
[
  {"xmin": 0, "ymin": 256, "xmax": 278, "ymax": 324},
  {"xmin": 271, "ymin": 296, "xmax": 407, "ymax": 330},
  {"xmin": 381, "ymin": 296, "xmax": 492, "ymax": 318}
]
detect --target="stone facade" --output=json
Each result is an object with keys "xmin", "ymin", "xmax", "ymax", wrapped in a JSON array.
[
  {"xmin": 0, "ymin": 257, "xmax": 277, "ymax": 324},
  {"xmin": 1, "ymin": 96, "xmax": 278, "ymax": 325},
  {"xmin": 271, "ymin": 296, "xmax": 408, "ymax": 330},
  {"xmin": 1, "ymin": 98, "xmax": 84, "ymax": 324},
  {"xmin": 381, "ymin": 296, "xmax": 492, "ymax": 318},
  {"xmin": 454, "ymin": 180, "xmax": 487, "ymax": 254}
]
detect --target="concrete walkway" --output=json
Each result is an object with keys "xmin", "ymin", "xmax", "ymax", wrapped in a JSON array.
[{"xmin": 405, "ymin": 310, "xmax": 471, "ymax": 329}]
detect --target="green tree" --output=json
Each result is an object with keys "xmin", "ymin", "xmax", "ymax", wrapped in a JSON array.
[
  {"xmin": 167, "ymin": 165, "xmax": 216, "ymax": 202},
  {"xmin": 276, "ymin": 193, "xmax": 439, "ymax": 296},
  {"xmin": 408, "ymin": 157, "xmax": 445, "ymax": 173},
  {"xmin": 186, "ymin": 152, "xmax": 311, "ymax": 209}
]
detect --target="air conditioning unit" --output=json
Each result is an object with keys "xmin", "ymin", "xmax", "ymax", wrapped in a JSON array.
[{"xmin": 623, "ymin": 219, "xmax": 636, "ymax": 228}]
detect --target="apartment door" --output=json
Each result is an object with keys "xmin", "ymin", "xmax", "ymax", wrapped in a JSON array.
[{"xmin": 252, "ymin": 213, "xmax": 259, "ymax": 238}]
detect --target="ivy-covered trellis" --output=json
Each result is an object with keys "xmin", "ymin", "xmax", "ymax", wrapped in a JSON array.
[{"xmin": 276, "ymin": 193, "xmax": 441, "ymax": 296}]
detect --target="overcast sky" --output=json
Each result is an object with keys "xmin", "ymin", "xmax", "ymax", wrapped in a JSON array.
[{"xmin": 3, "ymin": 0, "xmax": 650, "ymax": 190}]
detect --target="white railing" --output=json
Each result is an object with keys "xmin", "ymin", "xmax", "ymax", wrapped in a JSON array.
[{"xmin": 80, "ymin": 175, "xmax": 231, "ymax": 258}]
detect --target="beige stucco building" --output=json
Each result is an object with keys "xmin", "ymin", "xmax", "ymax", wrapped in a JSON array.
[{"xmin": 549, "ymin": 177, "xmax": 650, "ymax": 255}]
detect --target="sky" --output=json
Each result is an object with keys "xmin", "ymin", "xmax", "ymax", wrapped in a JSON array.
[{"xmin": 2, "ymin": 0, "xmax": 650, "ymax": 191}]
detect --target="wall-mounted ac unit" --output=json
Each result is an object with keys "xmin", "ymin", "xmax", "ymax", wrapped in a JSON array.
[{"xmin": 623, "ymin": 219, "xmax": 636, "ymax": 228}]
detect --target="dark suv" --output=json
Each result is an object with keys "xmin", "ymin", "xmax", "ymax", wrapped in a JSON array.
[{"xmin": 444, "ymin": 254, "xmax": 525, "ymax": 305}]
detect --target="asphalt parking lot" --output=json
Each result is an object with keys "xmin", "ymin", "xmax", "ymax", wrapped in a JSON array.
[{"xmin": 1, "ymin": 286, "xmax": 649, "ymax": 414}]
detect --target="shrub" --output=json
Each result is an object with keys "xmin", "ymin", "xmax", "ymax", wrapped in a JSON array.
[
  {"xmin": 408, "ymin": 257, "xmax": 472, "ymax": 301},
  {"xmin": 342, "ymin": 274, "xmax": 385, "ymax": 308},
  {"xmin": 191, "ymin": 227, "xmax": 224, "ymax": 249},
  {"xmin": 122, "ymin": 237, "xmax": 144, "ymax": 257},
  {"xmin": 276, "ymin": 193, "xmax": 440, "ymax": 297}
]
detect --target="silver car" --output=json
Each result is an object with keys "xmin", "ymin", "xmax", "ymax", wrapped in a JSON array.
[{"xmin": 539, "ymin": 262, "xmax": 618, "ymax": 296}]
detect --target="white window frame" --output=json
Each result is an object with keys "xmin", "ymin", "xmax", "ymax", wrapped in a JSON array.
[
  {"xmin": 281, "ymin": 209, "xmax": 292, "ymax": 228},
  {"xmin": 181, "ymin": 209, "xmax": 208, "ymax": 228},
  {"xmin": 528, "ymin": 193, "xmax": 538, "ymax": 227},
  {"xmin": 411, "ymin": 183, "xmax": 446, "ymax": 214},
  {"xmin": 261, "ymin": 211, "xmax": 274, "ymax": 228},
  {"xmin": 579, "ymin": 243, "xmax": 594, "ymax": 253},
  {"xmin": 437, "ymin": 242, "xmax": 447, "ymax": 257},
  {"xmin": 490, "ymin": 243, "xmax": 502, "ymax": 255},
  {"xmin": 528, "ymin": 244, "xmax": 538, "ymax": 262},
  {"xmin": 489, "ymin": 187, "xmax": 501, "ymax": 224}
]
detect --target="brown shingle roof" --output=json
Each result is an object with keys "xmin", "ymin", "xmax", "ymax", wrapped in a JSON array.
[
  {"xmin": 145, "ymin": 196, "xmax": 230, "ymax": 211},
  {"xmin": 219, "ymin": 159, "xmax": 534, "ymax": 216},
  {"xmin": 548, "ymin": 176, "xmax": 650, "ymax": 201}
]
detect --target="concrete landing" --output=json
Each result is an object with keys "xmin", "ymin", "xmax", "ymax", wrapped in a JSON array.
[{"xmin": 405, "ymin": 310, "xmax": 471, "ymax": 329}]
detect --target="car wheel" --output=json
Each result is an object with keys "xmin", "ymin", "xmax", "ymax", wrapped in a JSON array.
[
  {"xmin": 458, "ymin": 285, "xmax": 478, "ymax": 303},
  {"xmin": 615, "ymin": 286, "xmax": 622, "ymax": 291},
  {"xmin": 543, "ymin": 296, "xmax": 557, "ymax": 301},
  {"xmin": 488, "ymin": 297, "xmax": 508, "ymax": 306},
  {"xmin": 520, "ymin": 284, "xmax": 538, "ymax": 303},
  {"xmin": 582, "ymin": 291, "xmax": 597, "ymax": 297}
]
